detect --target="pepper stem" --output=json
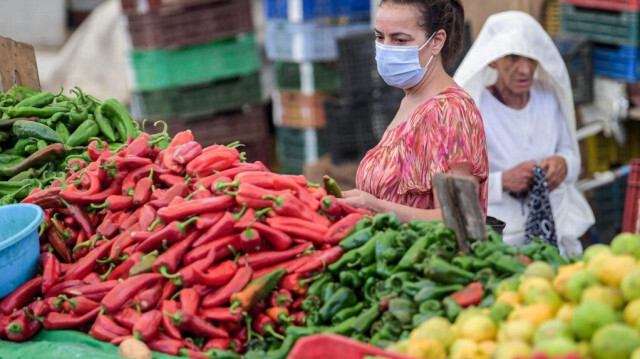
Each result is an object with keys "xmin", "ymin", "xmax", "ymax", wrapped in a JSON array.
[
  {"xmin": 232, "ymin": 203, "xmax": 247, "ymax": 221},
  {"xmin": 7, "ymin": 322, "xmax": 23, "ymax": 335},
  {"xmin": 23, "ymin": 307, "xmax": 44, "ymax": 323},
  {"xmin": 262, "ymin": 194, "xmax": 284, "ymax": 207},
  {"xmin": 177, "ymin": 216, "xmax": 199, "ymax": 233},
  {"xmin": 89, "ymin": 201, "xmax": 109, "ymax": 210},
  {"xmin": 254, "ymin": 207, "xmax": 273, "ymax": 218},
  {"xmin": 158, "ymin": 265, "xmax": 182, "ymax": 279},
  {"xmin": 216, "ymin": 179, "xmax": 239, "ymax": 191},
  {"xmin": 147, "ymin": 217, "xmax": 162, "ymax": 232},
  {"xmin": 264, "ymin": 324, "xmax": 285, "ymax": 341},
  {"xmin": 99, "ymin": 263, "xmax": 116, "ymax": 281}
]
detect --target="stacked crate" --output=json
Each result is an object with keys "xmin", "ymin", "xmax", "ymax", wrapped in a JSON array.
[
  {"xmin": 121, "ymin": 0, "xmax": 270, "ymax": 165},
  {"xmin": 264, "ymin": 0, "xmax": 372, "ymax": 174}
]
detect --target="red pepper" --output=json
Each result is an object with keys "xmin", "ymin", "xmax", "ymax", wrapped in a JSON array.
[
  {"xmin": 64, "ymin": 280, "xmax": 119, "ymax": 302},
  {"xmin": 235, "ymin": 221, "xmax": 293, "ymax": 251},
  {"xmin": 67, "ymin": 180, "xmax": 123, "ymax": 206},
  {"xmin": 157, "ymin": 195, "xmax": 235, "ymax": 223},
  {"xmin": 64, "ymin": 237, "xmax": 113, "ymax": 281},
  {"xmin": 266, "ymin": 217, "xmax": 328, "ymax": 244},
  {"xmin": 230, "ymin": 338, "xmax": 244, "ymax": 354},
  {"xmin": 236, "ymin": 207, "xmax": 256, "ymax": 226},
  {"xmin": 132, "ymin": 177, "xmax": 153, "ymax": 205},
  {"xmin": 174, "ymin": 248, "xmax": 217, "ymax": 287},
  {"xmin": 113, "ymin": 307, "xmax": 142, "ymax": 330},
  {"xmin": 46, "ymin": 227, "xmax": 72, "ymax": 264},
  {"xmin": 280, "ymin": 273, "xmax": 311, "ymax": 296},
  {"xmin": 340, "ymin": 202, "xmax": 372, "ymax": 216},
  {"xmin": 165, "ymin": 310, "xmax": 229, "ymax": 338},
  {"xmin": 292, "ymin": 311, "xmax": 306, "ymax": 326},
  {"xmin": 269, "ymin": 289, "xmax": 293, "ymax": 309},
  {"xmin": 136, "ymin": 217, "xmax": 199, "ymax": 253},
  {"xmin": 162, "ymin": 131, "xmax": 194, "ymax": 170},
  {"xmin": 43, "ymin": 306, "xmax": 100, "ymax": 330},
  {"xmin": 96, "ymin": 212, "xmax": 124, "ymax": 238},
  {"xmin": 234, "ymin": 171, "xmax": 308, "ymax": 189},
  {"xmin": 154, "ymin": 230, "xmax": 200, "ymax": 278},
  {"xmin": 237, "ymin": 242, "xmax": 311, "ymax": 270},
  {"xmin": 173, "ymin": 141, "xmax": 202, "ymax": 165},
  {"xmin": 231, "ymin": 183, "xmax": 289, "ymax": 208},
  {"xmin": 41, "ymin": 253, "xmax": 62, "ymax": 296},
  {"xmin": 199, "ymin": 163, "xmax": 267, "ymax": 190},
  {"xmin": 240, "ymin": 223, "xmax": 266, "ymax": 253},
  {"xmin": 161, "ymin": 280, "xmax": 178, "ymax": 301},
  {"xmin": 158, "ymin": 174, "xmax": 189, "ymax": 188},
  {"xmin": 194, "ymin": 212, "xmax": 224, "ymax": 230},
  {"xmin": 122, "ymin": 164, "xmax": 166, "ymax": 195},
  {"xmin": 109, "ymin": 223, "xmax": 140, "ymax": 260},
  {"xmin": 189, "ymin": 260, "xmax": 237, "ymax": 287},
  {"xmin": 27, "ymin": 300, "xmax": 52, "ymax": 318},
  {"xmin": 44, "ymin": 280, "xmax": 84, "ymax": 299},
  {"xmin": 182, "ymin": 234, "xmax": 240, "ymax": 266},
  {"xmin": 125, "ymin": 133, "xmax": 153, "ymax": 157},
  {"xmin": 272, "ymin": 176, "xmax": 320, "ymax": 211},
  {"xmin": 83, "ymin": 272, "xmax": 103, "ymax": 285},
  {"xmin": 60, "ymin": 170, "xmax": 101, "ymax": 203},
  {"xmin": 101, "ymin": 273, "xmax": 164, "ymax": 313},
  {"xmin": 133, "ymin": 281, "xmax": 163, "ymax": 311},
  {"xmin": 108, "ymin": 252, "xmax": 143, "ymax": 281},
  {"xmin": 161, "ymin": 300, "xmax": 182, "ymax": 340},
  {"xmin": 262, "ymin": 192, "xmax": 315, "ymax": 222},
  {"xmin": 0, "ymin": 277, "xmax": 42, "ymax": 315},
  {"xmin": 133, "ymin": 309, "xmax": 162, "ymax": 342},
  {"xmin": 186, "ymin": 148, "xmax": 238, "ymax": 177},
  {"xmin": 179, "ymin": 288, "xmax": 200, "ymax": 316},
  {"xmin": 148, "ymin": 182, "xmax": 189, "ymax": 209},
  {"xmin": 203, "ymin": 338, "xmax": 231, "ymax": 351},
  {"xmin": 199, "ymin": 307, "xmax": 243, "ymax": 322},
  {"xmin": 320, "ymin": 195, "xmax": 341, "ymax": 216},
  {"xmin": 59, "ymin": 295, "xmax": 100, "ymax": 315},
  {"xmin": 88, "ymin": 140, "xmax": 109, "ymax": 161},
  {"xmin": 168, "ymin": 196, "xmax": 185, "ymax": 206},
  {"xmin": 148, "ymin": 339, "xmax": 184, "ymax": 356},
  {"xmin": 110, "ymin": 335, "xmax": 134, "ymax": 345},
  {"xmin": 294, "ymin": 246, "xmax": 344, "ymax": 273},
  {"xmin": 91, "ymin": 194, "xmax": 134, "ymax": 211},
  {"xmin": 89, "ymin": 314, "xmax": 130, "ymax": 342},
  {"xmin": 253, "ymin": 313, "xmax": 284, "ymax": 339},
  {"xmin": 252, "ymin": 255, "xmax": 310, "ymax": 279},
  {"xmin": 265, "ymin": 306, "xmax": 291, "ymax": 325},
  {"xmin": 201, "ymin": 266, "xmax": 253, "ymax": 308},
  {"xmin": 113, "ymin": 155, "xmax": 153, "ymax": 171},
  {"xmin": 119, "ymin": 207, "xmax": 142, "ymax": 231},
  {"xmin": 65, "ymin": 202, "xmax": 95, "ymax": 238},
  {"xmin": 448, "ymin": 282, "xmax": 484, "ymax": 307},
  {"xmin": 192, "ymin": 212, "xmax": 237, "ymax": 247},
  {"xmin": 5, "ymin": 311, "xmax": 41, "ymax": 342}
]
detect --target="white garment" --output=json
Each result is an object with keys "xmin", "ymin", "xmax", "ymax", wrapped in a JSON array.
[{"xmin": 453, "ymin": 11, "xmax": 594, "ymax": 256}]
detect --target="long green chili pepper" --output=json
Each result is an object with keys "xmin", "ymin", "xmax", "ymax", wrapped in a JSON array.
[
  {"xmin": 66, "ymin": 117, "xmax": 100, "ymax": 146},
  {"xmin": 93, "ymin": 105, "xmax": 116, "ymax": 142}
]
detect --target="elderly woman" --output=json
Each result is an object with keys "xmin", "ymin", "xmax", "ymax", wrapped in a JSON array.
[{"xmin": 454, "ymin": 11, "xmax": 594, "ymax": 255}]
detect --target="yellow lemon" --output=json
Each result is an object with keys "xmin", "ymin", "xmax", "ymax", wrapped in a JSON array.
[
  {"xmin": 585, "ymin": 252, "xmax": 614, "ymax": 276},
  {"xmin": 583, "ymin": 244, "xmax": 612, "ymax": 264},
  {"xmin": 524, "ymin": 284, "xmax": 563, "ymax": 312},
  {"xmin": 495, "ymin": 291, "xmax": 522, "ymax": 307},
  {"xmin": 409, "ymin": 316, "xmax": 455, "ymax": 349},
  {"xmin": 508, "ymin": 303, "xmax": 555, "ymax": 327},
  {"xmin": 555, "ymin": 303, "xmax": 576, "ymax": 324},
  {"xmin": 497, "ymin": 319, "xmax": 535, "ymax": 342},
  {"xmin": 518, "ymin": 277, "xmax": 553, "ymax": 299},
  {"xmin": 523, "ymin": 261, "xmax": 556, "ymax": 281},
  {"xmin": 386, "ymin": 339, "xmax": 409, "ymax": 355},
  {"xmin": 406, "ymin": 338, "xmax": 446, "ymax": 359},
  {"xmin": 493, "ymin": 340, "xmax": 532, "ymax": 359},
  {"xmin": 622, "ymin": 269, "xmax": 640, "ymax": 302},
  {"xmin": 553, "ymin": 262, "xmax": 585, "ymax": 299},
  {"xmin": 449, "ymin": 339, "xmax": 478, "ymax": 359},
  {"xmin": 597, "ymin": 255, "xmax": 636, "ymax": 287},
  {"xmin": 624, "ymin": 299, "xmax": 640, "ymax": 327},
  {"xmin": 580, "ymin": 285, "xmax": 624, "ymax": 309},
  {"xmin": 478, "ymin": 340, "xmax": 497, "ymax": 357},
  {"xmin": 458, "ymin": 314, "xmax": 497, "ymax": 342}
]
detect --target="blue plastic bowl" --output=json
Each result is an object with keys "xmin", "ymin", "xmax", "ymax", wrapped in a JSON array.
[{"xmin": 0, "ymin": 203, "xmax": 44, "ymax": 299}]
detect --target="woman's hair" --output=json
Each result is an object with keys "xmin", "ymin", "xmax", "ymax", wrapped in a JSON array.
[{"xmin": 379, "ymin": 0, "xmax": 465, "ymax": 69}]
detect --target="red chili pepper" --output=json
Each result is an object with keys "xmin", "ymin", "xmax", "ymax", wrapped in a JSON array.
[
  {"xmin": 201, "ymin": 266, "xmax": 253, "ymax": 308},
  {"xmin": 235, "ymin": 221, "xmax": 293, "ymax": 251},
  {"xmin": 148, "ymin": 339, "xmax": 184, "ymax": 356},
  {"xmin": 236, "ymin": 207, "xmax": 256, "ymax": 226},
  {"xmin": 253, "ymin": 313, "xmax": 284, "ymax": 339},
  {"xmin": 108, "ymin": 252, "xmax": 143, "ymax": 281},
  {"xmin": 119, "ymin": 207, "xmax": 142, "ymax": 231},
  {"xmin": 199, "ymin": 307, "xmax": 243, "ymax": 322},
  {"xmin": 136, "ymin": 217, "xmax": 199, "ymax": 253},
  {"xmin": 66, "ymin": 180, "xmax": 122, "ymax": 206},
  {"xmin": 157, "ymin": 195, "xmax": 235, "ymax": 223},
  {"xmin": 101, "ymin": 273, "xmax": 164, "ymax": 313},
  {"xmin": 109, "ymin": 223, "xmax": 141, "ymax": 260},
  {"xmin": 110, "ymin": 335, "xmax": 133, "ymax": 346},
  {"xmin": 60, "ymin": 170, "xmax": 101, "ymax": 203},
  {"xmin": 89, "ymin": 314, "xmax": 130, "ymax": 342},
  {"xmin": 132, "ymin": 177, "xmax": 153, "ymax": 206},
  {"xmin": 265, "ymin": 306, "xmax": 291, "ymax": 325},
  {"xmin": 153, "ymin": 230, "xmax": 200, "ymax": 278},
  {"xmin": 43, "ymin": 306, "xmax": 100, "ymax": 330},
  {"xmin": 192, "ymin": 212, "xmax": 237, "ymax": 247},
  {"xmin": 272, "ymin": 176, "xmax": 320, "ymax": 211},
  {"xmin": 83, "ymin": 271, "xmax": 102, "ymax": 285},
  {"xmin": 160, "ymin": 300, "xmax": 182, "ymax": 340},
  {"xmin": 133, "ymin": 281, "xmax": 163, "ymax": 312},
  {"xmin": 40, "ymin": 253, "xmax": 61, "ymax": 295},
  {"xmin": 148, "ymin": 182, "xmax": 189, "ymax": 209},
  {"xmin": 179, "ymin": 288, "xmax": 200, "ymax": 316},
  {"xmin": 203, "ymin": 338, "xmax": 231, "ymax": 351},
  {"xmin": 280, "ymin": 273, "xmax": 311, "ymax": 296},
  {"xmin": 320, "ymin": 195, "xmax": 341, "ymax": 216},
  {"xmin": 292, "ymin": 311, "xmax": 306, "ymax": 326},
  {"xmin": 157, "ymin": 174, "xmax": 187, "ymax": 188},
  {"xmin": 122, "ymin": 164, "xmax": 166, "ymax": 196},
  {"xmin": 165, "ymin": 310, "xmax": 229, "ymax": 339},
  {"xmin": 174, "ymin": 248, "xmax": 216, "ymax": 287},
  {"xmin": 294, "ymin": 246, "xmax": 344, "ymax": 273},
  {"xmin": 162, "ymin": 131, "xmax": 194, "ymax": 170},
  {"xmin": 132, "ymin": 309, "xmax": 162, "ymax": 342},
  {"xmin": 240, "ymin": 223, "xmax": 266, "ymax": 253},
  {"xmin": 266, "ymin": 217, "xmax": 328, "ymax": 244},
  {"xmin": 88, "ymin": 140, "xmax": 110, "ymax": 161},
  {"xmin": 234, "ymin": 171, "xmax": 308, "ymax": 189},
  {"xmin": 262, "ymin": 192, "xmax": 315, "ymax": 222},
  {"xmin": 199, "ymin": 163, "xmax": 267, "ymax": 190},
  {"xmin": 340, "ymin": 202, "xmax": 373, "ymax": 216},
  {"xmin": 44, "ymin": 280, "xmax": 84, "ymax": 299},
  {"xmin": 237, "ymin": 242, "xmax": 311, "ymax": 270},
  {"xmin": 96, "ymin": 212, "xmax": 123, "ymax": 238},
  {"xmin": 186, "ymin": 148, "xmax": 238, "ymax": 177},
  {"xmin": 173, "ymin": 141, "xmax": 202, "ymax": 165},
  {"xmin": 252, "ymin": 255, "xmax": 310, "ymax": 279},
  {"xmin": 5, "ymin": 311, "xmax": 41, "ymax": 342},
  {"xmin": 112, "ymin": 155, "xmax": 153, "ymax": 172},
  {"xmin": 64, "ymin": 202, "xmax": 95, "ymax": 238},
  {"xmin": 91, "ymin": 194, "xmax": 134, "ymax": 211},
  {"xmin": 124, "ymin": 133, "xmax": 153, "ymax": 158},
  {"xmin": 194, "ymin": 212, "xmax": 224, "ymax": 231},
  {"xmin": 448, "ymin": 282, "xmax": 484, "ymax": 307},
  {"xmin": 64, "ymin": 280, "xmax": 119, "ymax": 302},
  {"xmin": 161, "ymin": 280, "xmax": 178, "ymax": 302},
  {"xmin": 59, "ymin": 295, "xmax": 100, "ymax": 315},
  {"xmin": 182, "ymin": 234, "xmax": 240, "ymax": 266},
  {"xmin": 189, "ymin": 260, "xmax": 237, "ymax": 287},
  {"xmin": 230, "ymin": 183, "xmax": 289, "ymax": 209},
  {"xmin": 269, "ymin": 289, "xmax": 294, "ymax": 309},
  {"xmin": 112, "ymin": 307, "xmax": 142, "ymax": 330},
  {"xmin": 27, "ymin": 300, "xmax": 52, "ymax": 318},
  {"xmin": 0, "ymin": 277, "xmax": 42, "ymax": 315}
]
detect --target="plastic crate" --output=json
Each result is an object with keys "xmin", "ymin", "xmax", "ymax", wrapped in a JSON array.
[
  {"xmin": 324, "ymin": 96, "xmax": 375, "ymax": 163},
  {"xmin": 264, "ymin": 0, "xmax": 370, "ymax": 22},
  {"xmin": 545, "ymin": 0, "xmax": 562, "ymax": 35},
  {"xmin": 272, "ymin": 90, "xmax": 327, "ymax": 129},
  {"xmin": 593, "ymin": 44, "xmax": 640, "ymax": 82},
  {"xmin": 623, "ymin": 159, "xmax": 640, "ymax": 232},
  {"xmin": 120, "ymin": 0, "xmax": 221, "ymax": 15},
  {"xmin": 582, "ymin": 132, "xmax": 622, "ymax": 176},
  {"xmin": 273, "ymin": 61, "xmax": 339, "ymax": 93},
  {"xmin": 619, "ymin": 120, "xmax": 640, "ymax": 163},
  {"xmin": 561, "ymin": 5, "xmax": 640, "ymax": 47},
  {"xmin": 592, "ymin": 173, "xmax": 628, "ymax": 243},
  {"xmin": 132, "ymin": 72, "xmax": 262, "ymax": 119},
  {"xmin": 336, "ymin": 31, "xmax": 378, "ymax": 96},
  {"xmin": 265, "ymin": 20, "xmax": 371, "ymax": 62},
  {"xmin": 553, "ymin": 35, "xmax": 593, "ymax": 104},
  {"xmin": 130, "ymin": 33, "xmax": 260, "ymax": 91},
  {"xmin": 560, "ymin": 0, "xmax": 640, "ymax": 12},
  {"xmin": 125, "ymin": 0, "xmax": 253, "ymax": 49},
  {"xmin": 275, "ymin": 126, "xmax": 328, "ymax": 173}
]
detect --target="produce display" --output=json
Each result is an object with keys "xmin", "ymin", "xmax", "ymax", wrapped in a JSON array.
[
  {"xmin": 0, "ymin": 86, "xmax": 149, "ymax": 204},
  {"xmin": 384, "ymin": 232, "xmax": 640, "ymax": 359}
]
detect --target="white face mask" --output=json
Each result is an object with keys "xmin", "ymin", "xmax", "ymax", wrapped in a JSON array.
[{"xmin": 375, "ymin": 32, "xmax": 437, "ymax": 89}]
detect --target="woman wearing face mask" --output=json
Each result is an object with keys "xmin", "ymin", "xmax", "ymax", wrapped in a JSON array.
[
  {"xmin": 339, "ymin": 0, "xmax": 489, "ymax": 222},
  {"xmin": 454, "ymin": 11, "xmax": 594, "ymax": 256}
]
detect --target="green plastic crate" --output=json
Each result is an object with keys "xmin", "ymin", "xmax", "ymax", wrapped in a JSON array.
[
  {"xmin": 132, "ymin": 72, "xmax": 262, "ymax": 118},
  {"xmin": 275, "ymin": 126, "xmax": 327, "ymax": 166},
  {"xmin": 561, "ymin": 4, "xmax": 640, "ymax": 46},
  {"xmin": 273, "ymin": 61, "xmax": 339, "ymax": 93},
  {"xmin": 130, "ymin": 33, "xmax": 261, "ymax": 91}
]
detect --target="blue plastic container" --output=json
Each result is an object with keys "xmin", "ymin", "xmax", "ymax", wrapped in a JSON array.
[
  {"xmin": 593, "ymin": 44, "xmax": 640, "ymax": 82},
  {"xmin": 0, "ymin": 204, "xmax": 44, "ymax": 299}
]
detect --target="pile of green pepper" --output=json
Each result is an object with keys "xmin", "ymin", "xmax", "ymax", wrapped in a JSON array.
[
  {"xmin": 247, "ymin": 213, "xmax": 574, "ymax": 357},
  {"xmin": 0, "ymin": 86, "xmax": 152, "ymax": 205}
]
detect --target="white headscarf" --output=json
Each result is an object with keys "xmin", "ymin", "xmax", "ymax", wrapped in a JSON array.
[{"xmin": 453, "ymin": 11, "xmax": 579, "ymax": 157}]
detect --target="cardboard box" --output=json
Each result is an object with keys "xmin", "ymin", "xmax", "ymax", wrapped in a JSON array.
[{"xmin": 461, "ymin": 0, "xmax": 546, "ymax": 40}]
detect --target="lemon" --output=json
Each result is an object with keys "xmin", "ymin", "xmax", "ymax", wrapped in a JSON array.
[
  {"xmin": 493, "ymin": 340, "xmax": 532, "ymax": 359},
  {"xmin": 497, "ymin": 320, "xmax": 535, "ymax": 343},
  {"xmin": 622, "ymin": 269, "xmax": 640, "ymax": 302},
  {"xmin": 478, "ymin": 340, "xmax": 497, "ymax": 357},
  {"xmin": 523, "ymin": 261, "xmax": 556, "ymax": 281},
  {"xmin": 611, "ymin": 232, "xmax": 640, "ymax": 259},
  {"xmin": 580, "ymin": 285, "xmax": 624, "ymax": 310},
  {"xmin": 597, "ymin": 255, "xmax": 636, "ymax": 287},
  {"xmin": 553, "ymin": 262, "xmax": 585, "ymax": 299},
  {"xmin": 524, "ymin": 284, "xmax": 563, "ymax": 312},
  {"xmin": 624, "ymin": 299, "xmax": 640, "ymax": 327},
  {"xmin": 518, "ymin": 277, "xmax": 553, "ymax": 299},
  {"xmin": 583, "ymin": 244, "xmax": 612, "ymax": 264},
  {"xmin": 406, "ymin": 338, "xmax": 446, "ymax": 359},
  {"xmin": 409, "ymin": 316, "xmax": 455, "ymax": 349},
  {"xmin": 585, "ymin": 252, "xmax": 613, "ymax": 276},
  {"xmin": 495, "ymin": 291, "xmax": 522, "ymax": 307},
  {"xmin": 508, "ymin": 303, "xmax": 555, "ymax": 327},
  {"xmin": 555, "ymin": 303, "xmax": 576, "ymax": 324},
  {"xmin": 458, "ymin": 314, "xmax": 497, "ymax": 342}
]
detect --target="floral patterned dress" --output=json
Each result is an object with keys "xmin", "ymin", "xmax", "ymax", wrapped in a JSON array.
[{"xmin": 356, "ymin": 87, "xmax": 489, "ymax": 214}]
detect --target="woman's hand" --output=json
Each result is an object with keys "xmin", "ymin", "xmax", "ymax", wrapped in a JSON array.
[
  {"xmin": 540, "ymin": 155, "xmax": 567, "ymax": 192},
  {"xmin": 502, "ymin": 160, "xmax": 536, "ymax": 193},
  {"xmin": 338, "ymin": 189, "xmax": 380, "ymax": 214}
]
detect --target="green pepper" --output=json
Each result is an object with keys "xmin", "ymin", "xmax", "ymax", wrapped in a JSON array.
[
  {"xmin": 339, "ymin": 270, "xmax": 362, "ymax": 290},
  {"xmin": 392, "ymin": 228, "xmax": 419, "ymax": 250},
  {"xmin": 388, "ymin": 298, "xmax": 415, "ymax": 324},
  {"xmin": 363, "ymin": 276, "xmax": 379, "ymax": 303},
  {"xmin": 12, "ymin": 119, "xmax": 64, "ymax": 143},
  {"xmin": 8, "ymin": 168, "xmax": 37, "ymax": 182},
  {"xmin": 320, "ymin": 282, "xmax": 341, "ymax": 303},
  {"xmin": 101, "ymin": 98, "xmax": 135, "ymax": 141},
  {"xmin": 266, "ymin": 326, "xmax": 322, "ymax": 359},
  {"xmin": 408, "ymin": 220, "xmax": 443, "ymax": 234},
  {"xmin": 68, "ymin": 104, "xmax": 89, "ymax": 126},
  {"xmin": 24, "ymin": 144, "xmax": 37, "ymax": 154},
  {"xmin": 485, "ymin": 252, "xmax": 527, "ymax": 275},
  {"xmin": 306, "ymin": 273, "xmax": 332, "ymax": 298},
  {"xmin": 339, "ymin": 227, "xmax": 374, "ymax": 251},
  {"xmin": 414, "ymin": 283, "xmax": 464, "ymax": 303},
  {"xmin": 55, "ymin": 122, "xmax": 71, "ymax": 143},
  {"xmin": 442, "ymin": 297, "xmax": 463, "ymax": 322},
  {"xmin": 66, "ymin": 117, "xmax": 100, "ymax": 146},
  {"xmin": 401, "ymin": 279, "xmax": 436, "ymax": 297},
  {"xmin": 301, "ymin": 296, "xmax": 322, "ymax": 313},
  {"xmin": 384, "ymin": 271, "xmax": 416, "ymax": 293},
  {"xmin": 332, "ymin": 302, "xmax": 365, "ymax": 324},
  {"xmin": 6, "ymin": 86, "xmax": 39, "ymax": 102},
  {"xmin": 418, "ymin": 299, "xmax": 441, "ymax": 314},
  {"xmin": 472, "ymin": 241, "xmax": 511, "ymax": 259},
  {"xmin": 361, "ymin": 263, "xmax": 377, "ymax": 278},
  {"xmin": 352, "ymin": 303, "xmax": 381, "ymax": 334},
  {"xmin": 323, "ymin": 316, "xmax": 357, "ymax": 336},
  {"xmin": 452, "ymin": 256, "xmax": 475, "ymax": 271},
  {"xmin": 473, "ymin": 267, "xmax": 497, "ymax": 285},
  {"xmin": 412, "ymin": 311, "xmax": 444, "ymax": 327},
  {"xmin": 0, "ymin": 105, "xmax": 67, "ymax": 118},
  {"xmin": 424, "ymin": 256, "xmax": 475, "ymax": 285},
  {"xmin": 331, "ymin": 234, "xmax": 378, "ymax": 272},
  {"xmin": 489, "ymin": 301, "xmax": 513, "ymax": 323},
  {"xmin": 394, "ymin": 231, "xmax": 435, "ymax": 273},
  {"xmin": 15, "ymin": 90, "xmax": 57, "ymax": 108},
  {"xmin": 36, "ymin": 140, "xmax": 47, "ymax": 151},
  {"xmin": 372, "ymin": 212, "xmax": 402, "ymax": 230},
  {"xmin": 478, "ymin": 293, "xmax": 494, "ymax": 308},
  {"xmin": 93, "ymin": 104, "xmax": 116, "ymax": 142},
  {"xmin": 375, "ymin": 229, "xmax": 399, "ymax": 278},
  {"xmin": 540, "ymin": 245, "xmax": 569, "ymax": 270},
  {"xmin": 374, "ymin": 319, "xmax": 402, "ymax": 342},
  {"xmin": 318, "ymin": 287, "xmax": 357, "ymax": 322}
]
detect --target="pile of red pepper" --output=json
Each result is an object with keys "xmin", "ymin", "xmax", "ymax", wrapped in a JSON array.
[{"xmin": 0, "ymin": 130, "xmax": 369, "ymax": 358}]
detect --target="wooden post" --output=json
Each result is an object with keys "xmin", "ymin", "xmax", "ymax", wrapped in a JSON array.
[
  {"xmin": 0, "ymin": 35, "xmax": 41, "ymax": 92},
  {"xmin": 434, "ymin": 173, "xmax": 487, "ymax": 253}
]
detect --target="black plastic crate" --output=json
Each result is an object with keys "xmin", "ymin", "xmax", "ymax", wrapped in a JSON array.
[
  {"xmin": 554, "ymin": 35, "xmax": 593, "ymax": 105},
  {"xmin": 324, "ymin": 96, "xmax": 378, "ymax": 164},
  {"xmin": 336, "ymin": 31, "xmax": 376, "ymax": 96},
  {"xmin": 592, "ymin": 174, "xmax": 628, "ymax": 244}
]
